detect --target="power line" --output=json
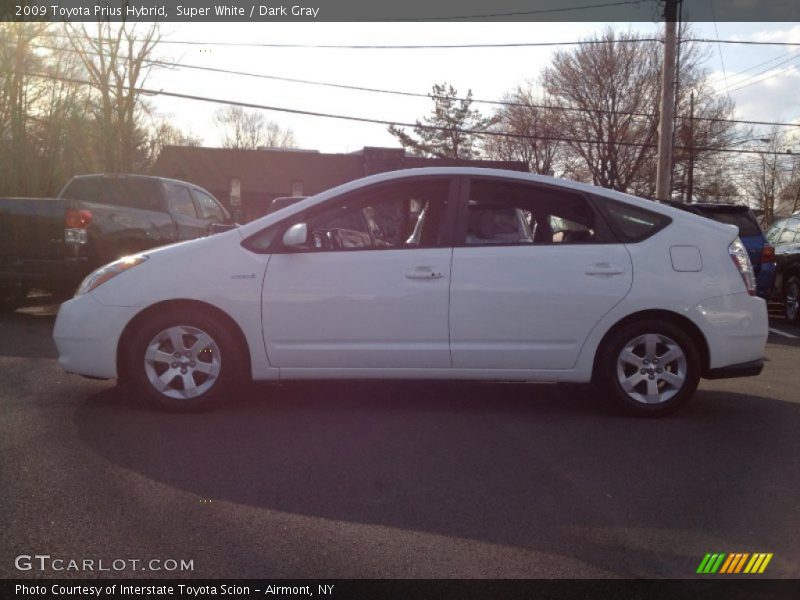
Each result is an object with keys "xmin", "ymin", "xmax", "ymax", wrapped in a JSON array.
[
  {"xmin": 37, "ymin": 31, "xmax": 663, "ymax": 49},
  {"xmin": 29, "ymin": 42, "xmax": 800, "ymax": 130},
  {"xmin": 21, "ymin": 70, "xmax": 798, "ymax": 157},
  {"xmin": 36, "ymin": 30, "xmax": 800, "ymax": 49},
  {"xmin": 725, "ymin": 55, "xmax": 800, "ymax": 94},
  {"xmin": 400, "ymin": 0, "xmax": 646, "ymax": 21},
  {"xmin": 709, "ymin": 0, "xmax": 731, "ymax": 100}
]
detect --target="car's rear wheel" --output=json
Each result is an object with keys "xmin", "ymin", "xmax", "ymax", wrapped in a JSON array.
[
  {"xmin": 598, "ymin": 320, "xmax": 700, "ymax": 417},
  {"xmin": 785, "ymin": 275, "xmax": 800, "ymax": 325},
  {"xmin": 126, "ymin": 308, "xmax": 243, "ymax": 411}
]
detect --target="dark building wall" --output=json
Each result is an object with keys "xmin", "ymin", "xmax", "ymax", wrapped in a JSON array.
[{"xmin": 152, "ymin": 146, "xmax": 528, "ymax": 222}]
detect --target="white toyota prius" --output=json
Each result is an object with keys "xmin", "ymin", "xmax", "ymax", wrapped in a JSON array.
[{"xmin": 53, "ymin": 168, "xmax": 768, "ymax": 416}]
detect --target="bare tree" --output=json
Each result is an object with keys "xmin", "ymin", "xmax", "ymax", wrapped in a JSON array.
[
  {"xmin": 485, "ymin": 86, "xmax": 560, "ymax": 175},
  {"xmin": 388, "ymin": 83, "xmax": 495, "ymax": 159},
  {"xmin": 740, "ymin": 127, "xmax": 799, "ymax": 226},
  {"xmin": 537, "ymin": 27, "xmax": 737, "ymax": 198},
  {"xmin": 541, "ymin": 28, "xmax": 661, "ymax": 193},
  {"xmin": 213, "ymin": 106, "xmax": 296, "ymax": 149},
  {"xmin": 142, "ymin": 117, "xmax": 202, "ymax": 171},
  {"xmin": 0, "ymin": 23, "xmax": 96, "ymax": 196},
  {"xmin": 66, "ymin": 22, "xmax": 160, "ymax": 172}
]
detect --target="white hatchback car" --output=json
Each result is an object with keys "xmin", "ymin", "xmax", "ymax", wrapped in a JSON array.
[{"xmin": 53, "ymin": 168, "xmax": 768, "ymax": 416}]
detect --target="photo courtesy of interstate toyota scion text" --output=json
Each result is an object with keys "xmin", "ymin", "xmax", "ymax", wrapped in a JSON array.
[{"xmin": 53, "ymin": 168, "xmax": 769, "ymax": 417}]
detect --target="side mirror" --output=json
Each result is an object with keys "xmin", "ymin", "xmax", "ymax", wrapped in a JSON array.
[{"xmin": 282, "ymin": 222, "xmax": 308, "ymax": 247}]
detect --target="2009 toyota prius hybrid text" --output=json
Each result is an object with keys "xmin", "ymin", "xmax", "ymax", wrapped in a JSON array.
[{"xmin": 53, "ymin": 168, "xmax": 768, "ymax": 417}]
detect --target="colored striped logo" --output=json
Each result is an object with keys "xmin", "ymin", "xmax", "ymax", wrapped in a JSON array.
[{"xmin": 696, "ymin": 553, "xmax": 773, "ymax": 574}]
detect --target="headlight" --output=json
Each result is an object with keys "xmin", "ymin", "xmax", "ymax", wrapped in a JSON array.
[{"xmin": 75, "ymin": 255, "xmax": 148, "ymax": 296}]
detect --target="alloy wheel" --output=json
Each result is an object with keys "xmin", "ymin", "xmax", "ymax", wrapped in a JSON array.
[
  {"xmin": 616, "ymin": 333, "xmax": 688, "ymax": 405},
  {"xmin": 143, "ymin": 325, "xmax": 222, "ymax": 400}
]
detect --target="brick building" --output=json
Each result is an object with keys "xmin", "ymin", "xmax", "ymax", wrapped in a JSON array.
[{"xmin": 151, "ymin": 146, "xmax": 528, "ymax": 221}]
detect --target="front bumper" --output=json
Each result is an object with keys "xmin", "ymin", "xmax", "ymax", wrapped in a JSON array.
[{"xmin": 53, "ymin": 293, "xmax": 140, "ymax": 379}]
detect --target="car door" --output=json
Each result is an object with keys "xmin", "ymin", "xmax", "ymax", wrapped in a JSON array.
[
  {"xmin": 261, "ymin": 176, "xmax": 457, "ymax": 369},
  {"xmin": 164, "ymin": 182, "xmax": 211, "ymax": 241},
  {"xmin": 449, "ymin": 176, "xmax": 633, "ymax": 370}
]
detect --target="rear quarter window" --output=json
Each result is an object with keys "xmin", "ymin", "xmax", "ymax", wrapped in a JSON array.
[
  {"xmin": 60, "ymin": 176, "xmax": 166, "ymax": 212},
  {"xmin": 592, "ymin": 197, "xmax": 672, "ymax": 243},
  {"xmin": 60, "ymin": 178, "xmax": 99, "ymax": 202}
]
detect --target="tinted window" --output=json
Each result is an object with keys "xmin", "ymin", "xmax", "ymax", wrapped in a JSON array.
[
  {"xmin": 191, "ymin": 189, "xmax": 225, "ymax": 221},
  {"xmin": 696, "ymin": 208, "xmax": 762, "ymax": 237},
  {"xmin": 595, "ymin": 197, "xmax": 671, "ymax": 243},
  {"xmin": 463, "ymin": 179, "xmax": 603, "ymax": 246},
  {"xmin": 93, "ymin": 178, "xmax": 162, "ymax": 211},
  {"xmin": 60, "ymin": 178, "xmax": 100, "ymax": 202},
  {"xmin": 165, "ymin": 184, "xmax": 198, "ymax": 218}
]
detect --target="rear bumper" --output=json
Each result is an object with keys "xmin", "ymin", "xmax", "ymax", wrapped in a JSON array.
[
  {"xmin": 705, "ymin": 358, "xmax": 764, "ymax": 380},
  {"xmin": 0, "ymin": 256, "xmax": 91, "ymax": 291},
  {"xmin": 690, "ymin": 292, "xmax": 768, "ymax": 370}
]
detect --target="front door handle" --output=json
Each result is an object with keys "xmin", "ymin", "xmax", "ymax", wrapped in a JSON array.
[
  {"xmin": 406, "ymin": 266, "xmax": 445, "ymax": 280},
  {"xmin": 586, "ymin": 262, "xmax": 625, "ymax": 276}
]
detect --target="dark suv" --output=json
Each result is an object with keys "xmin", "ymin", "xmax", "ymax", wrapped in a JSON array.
[{"xmin": 766, "ymin": 214, "xmax": 800, "ymax": 323}]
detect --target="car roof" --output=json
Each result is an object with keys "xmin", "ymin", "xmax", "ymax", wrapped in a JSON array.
[{"xmin": 69, "ymin": 173, "xmax": 205, "ymax": 190}]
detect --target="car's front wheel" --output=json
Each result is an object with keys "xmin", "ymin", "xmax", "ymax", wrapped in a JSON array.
[
  {"xmin": 126, "ymin": 308, "xmax": 243, "ymax": 411},
  {"xmin": 598, "ymin": 320, "xmax": 701, "ymax": 417},
  {"xmin": 784, "ymin": 275, "xmax": 800, "ymax": 325}
]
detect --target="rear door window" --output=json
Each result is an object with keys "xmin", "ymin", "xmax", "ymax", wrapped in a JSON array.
[
  {"xmin": 95, "ymin": 178, "xmax": 162, "ymax": 211},
  {"xmin": 461, "ymin": 178, "xmax": 610, "ymax": 246}
]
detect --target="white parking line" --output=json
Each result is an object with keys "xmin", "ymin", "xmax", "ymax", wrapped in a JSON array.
[{"xmin": 769, "ymin": 327, "xmax": 799, "ymax": 339}]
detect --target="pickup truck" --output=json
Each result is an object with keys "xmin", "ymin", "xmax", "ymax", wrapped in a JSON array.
[{"xmin": 0, "ymin": 174, "xmax": 233, "ymax": 313}]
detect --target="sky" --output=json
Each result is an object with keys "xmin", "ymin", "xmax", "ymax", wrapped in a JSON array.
[{"xmin": 142, "ymin": 21, "xmax": 800, "ymax": 154}]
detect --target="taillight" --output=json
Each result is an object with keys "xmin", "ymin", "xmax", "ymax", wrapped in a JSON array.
[
  {"xmin": 65, "ymin": 209, "xmax": 92, "ymax": 245},
  {"xmin": 761, "ymin": 244, "xmax": 775, "ymax": 263},
  {"xmin": 729, "ymin": 237, "xmax": 757, "ymax": 296},
  {"xmin": 65, "ymin": 208, "xmax": 92, "ymax": 228}
]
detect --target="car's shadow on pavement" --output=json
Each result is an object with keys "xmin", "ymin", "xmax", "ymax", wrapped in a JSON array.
[{"xmin": 74, "ymin": 381, "xmax": 800, "ymax": 577}]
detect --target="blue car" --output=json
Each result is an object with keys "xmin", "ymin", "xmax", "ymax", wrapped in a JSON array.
[
  {"xmin": 672, "ymin": 203, "xmax": 776, "ymax": 299},
  {"xmin": 688, "ymin": 204, "xmax": 776, "ymax": 298}
]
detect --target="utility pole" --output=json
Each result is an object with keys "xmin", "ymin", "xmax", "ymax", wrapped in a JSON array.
[
  {"xmin": 686, "ymin": 91, "xmax": 694, "ymax": 202},
  {"xmin": 655, "ymin": 0, "xmax": 679, "ymax": 201}
]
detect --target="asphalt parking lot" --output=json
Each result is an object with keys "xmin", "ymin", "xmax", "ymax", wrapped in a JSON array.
[{"xmin": 1, "ymin": 302, "xmax": 799, "ymax": 579}]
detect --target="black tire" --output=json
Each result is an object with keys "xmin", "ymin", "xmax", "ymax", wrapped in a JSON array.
[
  {"xmin": 596, "ymin": 319, "xmax": 701, "ymax": 417},
  {"xmin": 0, "ymin": 283, "xmax": 29, "ymax": 314},
  {"xmin": 784, "ymin": 275, "xmax": 800, "ymax": 325},
  {"xmin": 125, "ymin": 307, "xmax": 245, "ymax": 411}
]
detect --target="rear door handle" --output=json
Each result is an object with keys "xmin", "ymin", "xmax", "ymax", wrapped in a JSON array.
[
  {"xmin": 586, "ymin": 262, "xmax": 625, "ymax": 276},
  {"xmin": 406, "ymin": 266, "xmax": 445, "ymax": 280}
]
